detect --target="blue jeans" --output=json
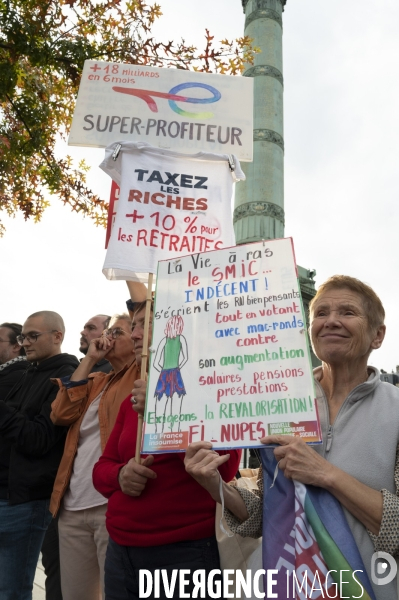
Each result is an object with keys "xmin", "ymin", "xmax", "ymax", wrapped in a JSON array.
[
  {"xmin": 0, "ymin": 498, "xmax": 52, "ymax": 600},
  {"xmin": 105, "ymin": 538, "xmax": 129, "ymax": 600},
  {"xmin": 105, "ymin": 536, "xmax": 220, "ymax": 600}
]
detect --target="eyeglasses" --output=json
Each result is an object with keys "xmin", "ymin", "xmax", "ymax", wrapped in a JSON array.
[
  {"xmin": 17, "ymin": 330, "xmax": 59, "ymax": 345},
  {"xmin": 0, "ymin": 338, "xmax": 11, "ymax": 344},
  {"xmin": 103, "ymin": 327, "xmax": 125, "ymax": 339}
]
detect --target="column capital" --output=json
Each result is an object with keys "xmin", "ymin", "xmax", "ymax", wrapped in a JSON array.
[
  {"xmin": 242, "ymin": 0, "xmax": 287, "ymax": 13},
  {"xmin": 233, "ymin": 201, "xmax": 285, "ymax": 227}
]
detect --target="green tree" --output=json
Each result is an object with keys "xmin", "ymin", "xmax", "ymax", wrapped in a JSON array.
[{"xmin": 0, "ymin": 0, "xmax": 255, "ymax": 235}]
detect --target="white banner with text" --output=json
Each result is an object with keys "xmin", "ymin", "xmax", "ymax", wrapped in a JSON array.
[{"xmin": 69, "ymin": 61, "xmax": 253, "ymax": 160}]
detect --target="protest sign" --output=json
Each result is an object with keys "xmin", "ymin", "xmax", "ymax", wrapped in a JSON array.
[
  {"xmin": 100, "ymin": 142, "xmax": 244, "ymax": 282},
  {"xmin": 142, "ymin": 238, "xmax": 321, "ymax": 453},
  {"xmin": 68, "ymin": 61, "xmax": 253, "ymax": 161},
  {"xmin": 105, "ymin": 181, "xmax": 119, "ymax": 249}
]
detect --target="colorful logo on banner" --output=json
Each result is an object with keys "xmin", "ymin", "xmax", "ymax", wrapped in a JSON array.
[
  {"xmin": 112, "ymin": 82, "xmax": 221, "ymax": 118},
  {"xmin": 260, "ymin": 450, "xmax": 376, "ymax": 600}
]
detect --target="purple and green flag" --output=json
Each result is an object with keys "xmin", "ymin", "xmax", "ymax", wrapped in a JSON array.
[{"xmin": 260, "ymin": 449, "xmax": 376, "ymax": 599}]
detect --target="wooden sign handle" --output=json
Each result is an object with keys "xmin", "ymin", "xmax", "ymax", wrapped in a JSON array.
[{"xmin": 135, "ymin": 273, "xmax": 154, "ymax": 462}]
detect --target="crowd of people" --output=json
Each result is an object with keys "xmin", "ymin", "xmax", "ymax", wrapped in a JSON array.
[{"xmin": 0, "ymin": 275, "xmax": 398, "ymax": 600}]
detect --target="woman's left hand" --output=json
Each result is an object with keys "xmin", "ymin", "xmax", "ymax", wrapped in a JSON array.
[
  {"xmin": 262, "ymin": 435, "xmax": 383, "ymax": 535},
  {"xmin": 261, "ymin": 435, "xmax": 335, "ymax": 488},
  {"xmin": 131, "ymin": 379, "xmax": 147, "ymax": 415}
]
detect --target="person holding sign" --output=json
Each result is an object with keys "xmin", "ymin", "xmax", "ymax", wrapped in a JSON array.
[
  {"xmin": 93, "ymin": 301, "xmax": 241, "ymax": 600},
  {"xmin": 185, "ymin": 276, "xmax": 399, "ymax": 600},
  {"xmin": 50, "ymin": 315, "xmax": 138, "ymax": 600},
  {"xmin": 49, "ymin": 282, "xmax": 146, "ymax": 600}
]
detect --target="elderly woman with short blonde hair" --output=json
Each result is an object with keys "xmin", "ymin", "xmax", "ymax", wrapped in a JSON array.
[{"xmin": 185, "ymin": 275, "xmax": 399, "ymax": 600}]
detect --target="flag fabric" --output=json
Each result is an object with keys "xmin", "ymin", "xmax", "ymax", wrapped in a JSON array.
[{"xmin": 260, "ymin": 449, "xmax": 376, "ymax": 599}]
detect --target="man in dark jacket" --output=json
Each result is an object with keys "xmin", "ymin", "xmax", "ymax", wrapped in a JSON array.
[
  {"xmin": 0, "ymin": 310, "xmax": 79, "ymax": 600},
  {"xmin": 0, "ymin": 322, "xmax": 28, "ymax": 398}
]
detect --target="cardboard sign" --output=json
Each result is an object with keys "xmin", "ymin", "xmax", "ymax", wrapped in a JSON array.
[
  {"xmin": 100, "ymin": 142, "xmax": 243, "ymax": 282},
  {"xmin": 68, "ymin": 61, "xmax": 253, "ymax": 160},
  {"xmin": 142, "ymin": 238, "xmax": 321, "ymax": 452}
]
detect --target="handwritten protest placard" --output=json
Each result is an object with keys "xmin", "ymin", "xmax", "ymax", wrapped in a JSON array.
[
  {"xmin": 100, "ymin": 142, "xmax": 244, "ymax": 282},
  {"xmin": 142, "ymin": 238, "xmax": 321, "ymax": 452},
  {"xmin": 69, "ymin": 61, "xmax": 253, "ymax": 161}
]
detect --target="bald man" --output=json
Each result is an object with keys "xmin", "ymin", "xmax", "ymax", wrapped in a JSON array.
[
  {"xmin": 0, "ymin": 311, "xmax": 79, "ymax": 599},
  {"xmin": 79, "ymin": 314, "xmax": 112, "ymax": 374}
]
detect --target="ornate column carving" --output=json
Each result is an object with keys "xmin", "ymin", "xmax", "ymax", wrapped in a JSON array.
[
  {"xmin": 233, "ymin": 201, "xmax": 285, "ymax": 226},
  {"xmin": 242, "ymin": 0, "xmax": 287, "ymax": 13},
  {"xmin": 244, "ymin": 64, "xmax": 284, "ymax": 86}
]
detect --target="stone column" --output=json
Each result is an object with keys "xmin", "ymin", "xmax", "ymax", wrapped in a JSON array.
[
  {"xmin": 234, "ymin": 0, "xmax": 286, "ymax": 243},
  {"xmin": 235, "ymin": 0, "xmax": 320, "ymax": 373}
]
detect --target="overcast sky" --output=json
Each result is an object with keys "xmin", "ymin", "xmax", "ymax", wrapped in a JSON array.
[{"xmin": 1, "ymin": 0, "xmax": 398, "ymax": 371}]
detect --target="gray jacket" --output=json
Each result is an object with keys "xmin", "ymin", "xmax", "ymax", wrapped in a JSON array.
[
  {"xmin": 227, "ymin": 367, "xmax": 399, "ymax": 600},
  {"xmin": 314, "ymin": 366, "xmax": 399, "ymax": 600}
]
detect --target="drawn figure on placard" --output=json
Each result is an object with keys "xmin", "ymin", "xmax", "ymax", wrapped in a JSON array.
[{"xmin": 153, "ymin": 316, "xmax": 188, "ymax": 432}]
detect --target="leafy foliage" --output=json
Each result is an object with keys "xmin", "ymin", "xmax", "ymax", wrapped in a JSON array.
[{"xmin": 0, "ymin": 0, "xmax": 255, "ymax": 234}]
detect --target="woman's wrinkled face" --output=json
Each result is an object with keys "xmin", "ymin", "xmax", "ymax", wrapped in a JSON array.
[
  {"xmin": 310, "ymin": 288, "xmax": 385, "ymax": 366},
  {"xmin": 105, "ymin": 319, "xmax": 135, "ymax": 361}
]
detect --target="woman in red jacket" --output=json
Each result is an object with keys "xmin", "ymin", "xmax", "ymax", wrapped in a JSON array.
[{"xmin": 93, "ymin": 301, "xmax": 241, "ymax": 600}]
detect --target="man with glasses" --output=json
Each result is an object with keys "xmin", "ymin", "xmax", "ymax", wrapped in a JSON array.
[
  {"xmin": 78, "ymin": 278, "xmax": 148, "ymax": 375},
  {"xmin": 0, "ymin": 322, "xmax": 28, "ymax": 398},
  {"xmin": 0, "ymin": 311, "xmax": 79, "ymax": 600}
]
